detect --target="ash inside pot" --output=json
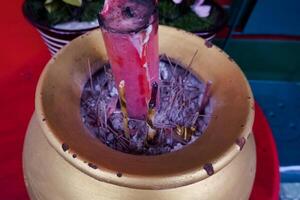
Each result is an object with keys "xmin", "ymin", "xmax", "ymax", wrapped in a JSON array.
[{"xmin": 80, "ymin": 57, "xmax": 212, "ymax": 155}]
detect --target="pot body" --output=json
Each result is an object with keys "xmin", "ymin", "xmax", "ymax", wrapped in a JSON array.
[{"xmin": 23, "ymin": 114, "xmax": 256, "ymax": 200}]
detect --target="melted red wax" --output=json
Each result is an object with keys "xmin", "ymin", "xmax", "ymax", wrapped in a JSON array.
[{"xmin": 101, "ymin": 21, "xmax": 159, "ymax": 119}]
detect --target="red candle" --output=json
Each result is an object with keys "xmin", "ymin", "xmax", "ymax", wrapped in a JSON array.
[{"xmin": 98, "ymin": 0, "xmax": 159, "ymax": 120}]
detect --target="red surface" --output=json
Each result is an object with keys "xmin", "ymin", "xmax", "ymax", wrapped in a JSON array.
[
  {"xmin": 0, "ymin": 1, "xmax": 279, "ymax": 199},
  {"xmin": 250, "ymin": 103, "xmax": 280, "ymax": 200}
]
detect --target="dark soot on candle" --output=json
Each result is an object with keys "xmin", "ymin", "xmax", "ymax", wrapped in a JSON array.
[{"xmin": 99, "ymin": 0, "xmax": 157, "ymax": 33}]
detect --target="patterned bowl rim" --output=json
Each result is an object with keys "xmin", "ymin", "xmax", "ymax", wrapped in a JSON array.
[{"xmin": 22, "ymin": 2, "xmax": 98, "ymax": 34}]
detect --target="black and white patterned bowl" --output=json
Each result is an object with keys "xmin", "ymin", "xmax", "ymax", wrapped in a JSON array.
[{"xmin": 22, "ymin": 4, "xmax": 98, "ymax": 56}]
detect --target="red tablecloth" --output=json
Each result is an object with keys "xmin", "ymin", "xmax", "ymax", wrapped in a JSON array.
[{"xmin": 0, "ymin": 1, "xmax": 279, "ymax": 199}]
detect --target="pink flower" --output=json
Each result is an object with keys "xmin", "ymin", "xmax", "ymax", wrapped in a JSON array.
[
  {"xmin": 172, "ymin": 0, "xmax": 183, "ymax": 4},
  {"xmin": 191, "ymin": 0, "xmax": 212, "ymax": 18}
]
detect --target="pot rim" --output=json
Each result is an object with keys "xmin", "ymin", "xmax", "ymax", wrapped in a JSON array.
[{"xmin": 35, "ymin": 26, "xmax": 255, "ymax": 190}]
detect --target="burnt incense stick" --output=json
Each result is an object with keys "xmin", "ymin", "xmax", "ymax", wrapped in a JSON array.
[
  {"xmin": 87, "ymin": 58, "xmax": 94, "ymax": 93},
  {"xmin": 118, "ymin": 80, "xmax": 130, "ymax": 138},
  {"xmin": 187, "ymin": 49, "xmax": 199, "ymax": 69},
  {"xmin": 147, "ymin": 82, "xmax": 158, "ymax": 140},
  {"xmin": 148, "ymin": 82, "xmax": 158, "ymax": 109},
  {"xmin": 176, "ymin": 126, "xmax": 195, "ymax": 141},
  {"xmin": 174, "ymin": 81, "xmax": 211, "ymax": 141},
  {"xmin": 147, "ymin": 82, "xmax": 158, "ymax": 127},
  {"xmin": 147, "ymin": 125, "xmax": 157, "ymax": 141}
]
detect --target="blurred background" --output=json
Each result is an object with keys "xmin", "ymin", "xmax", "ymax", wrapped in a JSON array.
[
  {"xmin": 0, "ymin": 0, "xmax": 299, "ymax": 199},
  {"xmin": 216, "ymin": 1, "xmax": 300, "ymax": 198}
]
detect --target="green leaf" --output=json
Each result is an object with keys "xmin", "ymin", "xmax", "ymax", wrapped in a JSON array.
[
  {"xmin": 62, "ymin": 0, "xmax": 82, "ymax": 7},
  {"xmin": 80, "ymin": 1, "xmax": 103, "ymax": 22},
  {"xmin": 44, "ymin": 0, "xmax": 60, "ymax": 13},
  {"xmin": 159, "ymin": 0, "xmax": 219, "ymax": 32},
  {"xmin": 159, "ymin": 0, "xmax": 180, "ymax": 21},
  {"xmin": 44, "ymin": 0, "xmax": 54, "ymax": 4}
]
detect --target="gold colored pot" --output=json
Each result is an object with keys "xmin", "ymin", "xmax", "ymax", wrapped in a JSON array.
[{"xmin": 23, "ymin": 26, "xmax": 256, "ymax": 200}]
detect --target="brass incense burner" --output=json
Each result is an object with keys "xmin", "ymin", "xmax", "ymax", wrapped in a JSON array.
[{"xmin": 23, "ymin": 26, "xmax": 256, "ymax": 200}]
